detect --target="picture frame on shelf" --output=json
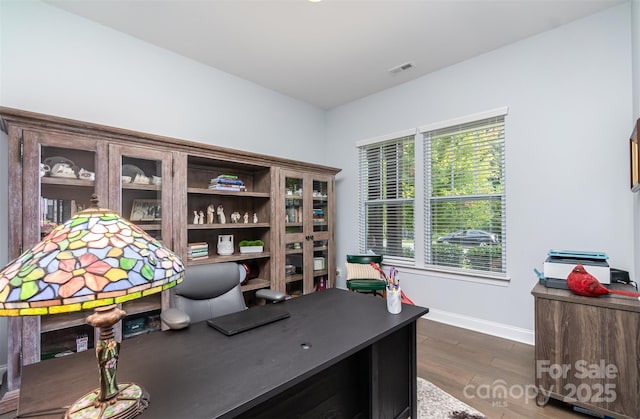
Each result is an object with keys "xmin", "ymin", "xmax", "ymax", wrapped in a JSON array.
[
  {"xmin": 130, "ymin": 199, "xmax": 161, "ymax": 221},
  {"xmin": 630, "ymin": 118, "xmax": 640, "ymax": 192}
]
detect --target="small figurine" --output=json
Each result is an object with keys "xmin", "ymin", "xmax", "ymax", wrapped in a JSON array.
[
  {"xmin": 217, "ymin": 205, "xmax": 226, "ymax": 224},
  {"xmin": 198, "ymin": 211, "xmax": 205, "ymax": 224},
  {"xmin": 207, "ymin": 204, "xmax": 215, "ymax": 224},
  {"xmin": 253, "ymin": 213, "xmax": 258, "ymax": 223},
  {"xmin": 243, "ymin": 212, "xmax": 249, "ymax": 224},
  {"xmin": 193, "ymin": 211, "xmax": 199, "ymax": 225},
  {"xmin": 231, "ymin": 211, "xmax": 241, "ymax": 223}
]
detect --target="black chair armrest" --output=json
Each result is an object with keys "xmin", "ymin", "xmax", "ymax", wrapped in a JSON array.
[
  {"xmin": 161, "ymin": 307, "xmax": 191, "ymax": 330},
  {"xmin": 255, "ymin": 289, "xmax": 288, "ymax": 303}
]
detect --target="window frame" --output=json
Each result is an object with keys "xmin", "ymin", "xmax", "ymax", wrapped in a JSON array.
[{"xmin": 357, "ymin": 107, "xmax": 509, "ymax": 280}]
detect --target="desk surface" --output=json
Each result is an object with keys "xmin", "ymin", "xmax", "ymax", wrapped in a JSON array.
[{"xmin": 18, "ymin": 289, "xmax": 428, "ymax": 418}]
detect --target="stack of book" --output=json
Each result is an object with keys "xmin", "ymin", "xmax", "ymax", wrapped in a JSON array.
[
  {"xmin": 209, "ymin": 174, "xmax": 246, "ymax": 191},
  {"xmin": 312, "ymin": 208, "xmax": 325, "ymax": 223},
  {"xmin": 187, "ymin": 242, "xmax": 209, "ymax": 260}
]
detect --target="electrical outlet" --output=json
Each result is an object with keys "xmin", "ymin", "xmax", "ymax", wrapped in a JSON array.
[{"xmin": 336, "ymin": 268, "xmax": 342, "ymax": 277}]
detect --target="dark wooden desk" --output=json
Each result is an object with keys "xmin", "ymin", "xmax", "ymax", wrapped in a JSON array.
[{"xmin": 17, "ymin": 289, "xmax": 428, "ymax": 418}]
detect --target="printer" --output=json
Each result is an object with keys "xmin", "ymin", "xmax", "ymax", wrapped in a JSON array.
[{"xmin": 541, "ymin": 249, "xmax": 610, "ymax": 289}]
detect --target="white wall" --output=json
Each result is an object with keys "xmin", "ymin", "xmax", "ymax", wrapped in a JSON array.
[
  {"xmin": 0, "ymin": 0, "xmax": 327, "ymax": 162},
  {"xmin": 326, "ymin": 3, "xmax": 633, "ymax": 343}
]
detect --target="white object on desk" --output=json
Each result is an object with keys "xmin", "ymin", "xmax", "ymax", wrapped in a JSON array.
[{"xmin": 387, "ymin": 289, "xmax": 402, "ymax": 314}]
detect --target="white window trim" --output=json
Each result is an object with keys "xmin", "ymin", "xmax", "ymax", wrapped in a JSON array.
[
  {"xmin": 355, "ymin": 128, "xmax": 418, "ymax": 148},
  {"xmin": 418, "ymin": 107, "xmax": 509, "ymax": 134}
]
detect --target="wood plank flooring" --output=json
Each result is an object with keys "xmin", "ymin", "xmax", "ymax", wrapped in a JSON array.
[{"xmin": 417, "ymin": 319, "xmax": 593, "ymax": 418}]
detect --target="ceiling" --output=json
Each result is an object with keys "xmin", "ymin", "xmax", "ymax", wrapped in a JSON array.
[{"xmin": 46, "ymin": 0, "xmax": 624, "ymax": 109}]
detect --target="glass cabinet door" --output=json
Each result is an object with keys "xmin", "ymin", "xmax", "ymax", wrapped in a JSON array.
[
  {"xmin": 281, "ymin": 172, "xmax": 335, "ymax": 296},
  {"xmin": 109, "ymin": 145, "xmax": 173, "ymax": 245},
  {"xmin": 309, "ymin": 175, "xmax": 334, "ymax": 292},
  {"xmin": 21, "ymin": 130, "xmax": 108, "ymax": 363},
  {"xmin": 284, "ymin": 175, "xmax": 305, "ymax": 297},
  {"xmin": 108, "ymin": 144, "xmax": 174, "ymax": 338}
]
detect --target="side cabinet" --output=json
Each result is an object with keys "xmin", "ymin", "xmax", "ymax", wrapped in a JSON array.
[{"xmin": 532, "ymin": 284, "xmax": 640, "ymax": 419}]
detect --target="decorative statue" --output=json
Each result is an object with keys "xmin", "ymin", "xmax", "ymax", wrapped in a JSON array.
[
  {"xmin": 231, "ymin": 211, "xmax": 241, "ymax": 223},
  {"xmin": 193, "ymin": 211, "xmax": 199, "ymax": 224},
  {"xmin": 217, "ymin": 205, "xmax": 226, "ymax": 224},
  {"xmin": 243, "ymin": 212, "xmax": 249, "ymax": 224},
  {"xmin": 253, "ymin": 213, "xmax": 258, "ymax": 223},
  {"xmin": 207, "ymin": 204, "xmax": 215, "ymax": 224},
  {"xmin": 198, "ymin": 211, "xmax": 205, "ymax": 224}
]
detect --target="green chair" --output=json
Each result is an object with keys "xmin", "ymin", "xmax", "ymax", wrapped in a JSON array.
[{"xmin": 345, "ymin": 254, "xmax": 387, "ymax": 297}]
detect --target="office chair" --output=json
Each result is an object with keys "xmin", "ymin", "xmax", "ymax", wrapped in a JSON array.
[
  {"xmin": 161, "ymin": 262, "xmax": 286, "ymax": 329},
  {"xmin": 345, "ymin": 254, "xmax": 387, "ymax": 298}
]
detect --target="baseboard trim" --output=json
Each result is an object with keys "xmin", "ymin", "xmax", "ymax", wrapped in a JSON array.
[{"xmin": 423, "ymin": 308, "xmax": 534, "ymax": 345}]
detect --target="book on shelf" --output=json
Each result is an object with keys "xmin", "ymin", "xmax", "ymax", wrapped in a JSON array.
[
  {"xmin": 208, "ymin": 185, "xmax": 246, "ymax": 191},
  {"xmin": 187, "ymin": 251, "xmax": 209, "ymax": 259},
  {"xmin": 209, "ymin": 174, "xmax": 246, "ymax": 191},
  {"xmin": 40, "ymin": 197, "xmax": 78, "ymax": 228}
]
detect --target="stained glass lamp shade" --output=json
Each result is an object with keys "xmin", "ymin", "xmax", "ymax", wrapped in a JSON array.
[{"xmin": 0, "ymin": 198, "xmax": 184, "ymax": 419}]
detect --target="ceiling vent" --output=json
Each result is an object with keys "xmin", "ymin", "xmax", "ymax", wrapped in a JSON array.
[{"xmin": 388, "ymin": 62, "xmax": 415, "ymax": 75}]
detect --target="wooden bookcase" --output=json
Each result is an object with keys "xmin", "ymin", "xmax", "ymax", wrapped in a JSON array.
[{"xmin": 0, "ymin": 107, "xmax": 340, "ymax": 412}]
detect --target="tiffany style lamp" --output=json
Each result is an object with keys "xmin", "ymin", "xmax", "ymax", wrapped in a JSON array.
[{"xmin": 0, "ymin": 196, "xmax": 184, "ymax": 419}]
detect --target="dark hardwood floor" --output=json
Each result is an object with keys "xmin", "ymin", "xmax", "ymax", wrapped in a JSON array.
[{"xmin": 417, "ymin": 319, "xmax": 594, "ymax": 418}]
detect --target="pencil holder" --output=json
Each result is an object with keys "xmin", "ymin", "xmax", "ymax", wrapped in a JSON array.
[{"xmin": 386, "ymin": 288, "xmax": 402, "ymax": 314}]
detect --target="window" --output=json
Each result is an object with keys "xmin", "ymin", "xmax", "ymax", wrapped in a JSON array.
[
  {"xmin": 421, "ymin": 110, "xmax": 506, "ymax": 274},
  {"xmin": 357, "ymin": 132, "xmax": 415, "ymax": 261},
  {"xmin": 357, "ymin": 107, "xmax": 507, "ymax": 278}
]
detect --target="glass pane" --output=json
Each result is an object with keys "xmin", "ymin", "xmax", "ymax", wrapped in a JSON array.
[
  {"xmin": 40, "ymin": 145, "xmax": 96, "ymax": 238},
  {"xmin": 364, "ymin": 201, "xmax": 414, "ymax": 258},
  {"xmin": 285, "ymin": 243, "xmax": 303, "ymax": 298},
  {"xmin": 285, "ymin": 177, "xmax": 304, "ymax": 234},
  {"xmin": 429, "ymin": 198, "xmax": 503, "ymax": 272},
  {"xmin": 313, "ymin": 239, "xmax": 328, "ymax": 291},
  {"xmin": 121, "ymin": 156, "xmax": 163, "ymax": 241},
  {"xmin": 312, "ymin": 180, "xmax": 328, "ymax": 233}
]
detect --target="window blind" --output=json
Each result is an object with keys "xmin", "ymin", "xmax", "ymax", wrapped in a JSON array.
[
  {"xmin": 358, "ymin": 136, "xmax": 415, "ymax": 260},
  {"xmin": 423, "ymin": 115, "xmax": 506, "ymax": 274}
]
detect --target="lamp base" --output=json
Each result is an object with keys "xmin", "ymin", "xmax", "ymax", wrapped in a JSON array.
[{"xmin": 64, "ymin": 382, "xmax": 149, "ymax": 419}]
